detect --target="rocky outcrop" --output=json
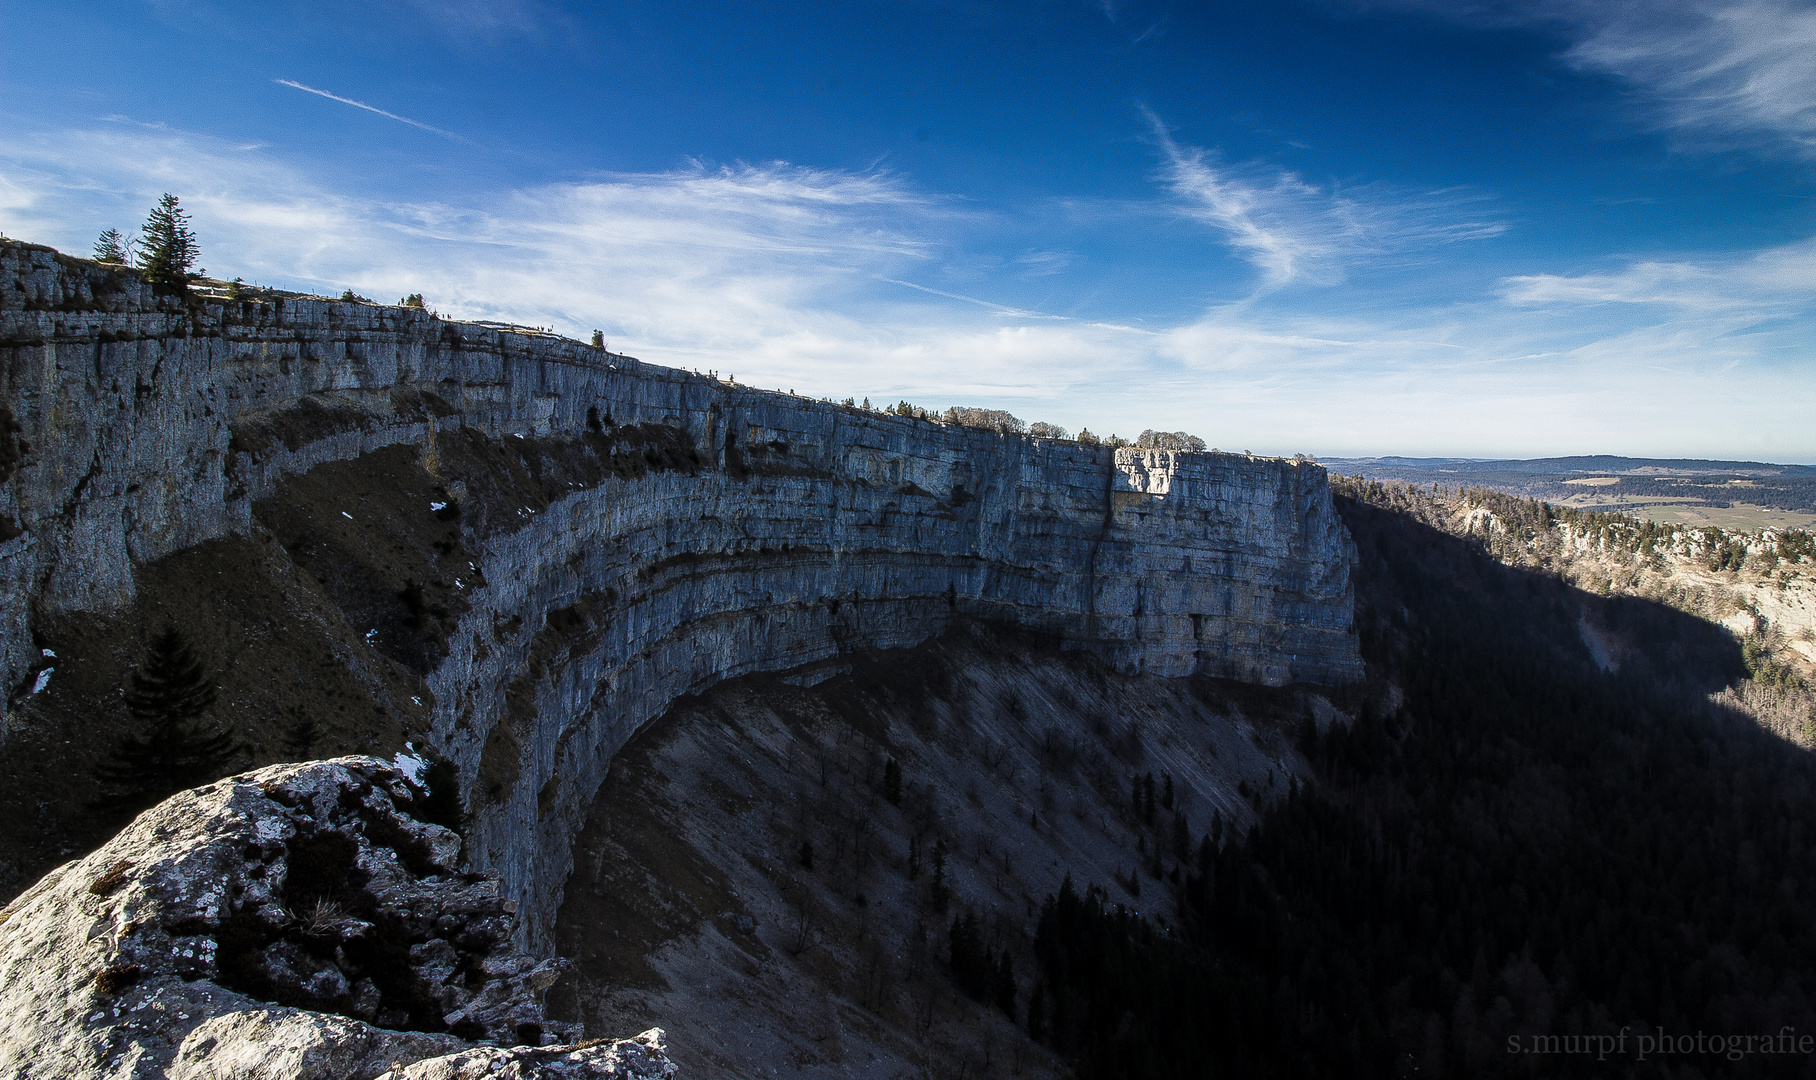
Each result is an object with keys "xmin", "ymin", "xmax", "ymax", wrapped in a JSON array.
[
  {"xmin": 382, "ymin": 1031, "xmax": 676, "ymax": 1079},
  {"xmin": 0, "ymin": 757, "xmax": 672, "ymax": 1080},
  {"xmin": 0, "ymin": 240, "xmax": 1361, "ymax": 950}
]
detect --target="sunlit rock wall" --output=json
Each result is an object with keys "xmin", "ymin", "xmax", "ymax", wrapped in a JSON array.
[{"xmin": 0, "ymin": 240, "xmax": 1360, "ymax": 950}]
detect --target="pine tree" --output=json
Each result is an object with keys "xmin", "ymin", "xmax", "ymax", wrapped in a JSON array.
[
  {"xmin": 883, "ymin": 757, "xmax": 902, "ymax": 805},
  {"xmin": 95, "ymin": 625, "xmax": 239, "ymax": 814},
  {"xmin": 418, "ymin": 758, "xmax": 465, "ymax": 835},
  {"xmin": 948, "ymin": 912, "xmax": 989, "ymax": 1000},
  {"xmin": 930, "ymin": 837, "xmax": 950, "ymax": 912},
  {"xmin": 135, "ymin": 193, "xmax": 201, "ymax": 291},
  {"xmin": 993, "ymin": 949, "xmax": 1017, "ymax": 1018},
  {"xmin": 94, "ymin": 229, "xmax": 129, "ymax": 264}
]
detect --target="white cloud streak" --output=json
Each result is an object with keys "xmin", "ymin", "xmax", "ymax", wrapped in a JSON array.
[
  {"xmin": 1371, "ymin": 0, "xmax": 1816, "ymax": 157},
  {"xmin": 1151, "ymin": 291, "xmax": 1814, "ymax": 460},
  {"xmin": 0, "ymin": 123, "xmax": 1079, "ymax": 398},
  {"xmin": 874, "ymin": 277, "xmax": 1064, "ymax": 318},
  {"xmin": 1563, "ymin": 0, "xmax": 1816, "ymax": 155},
  {"xmin": 1144, "ymin": 108, "xmax": 1505, "ymax": 289},
  {"xmin": 274, "ymin": 79, "xmax": 478, "ymax": 146},
  {"xmin": 1502, "ymin": 237, "xmax": 1816, "ymax": 310},
  {"xmin": 395, "ymin": 0, "xmax": 559, "ymax": 38}
]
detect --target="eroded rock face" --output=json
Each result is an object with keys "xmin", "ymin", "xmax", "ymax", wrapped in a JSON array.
[
  {"xmin": 0, "ymin": 758, "xmax": 641, "ymax": 1080},
  {"xmin": 0, "ymin": 240, "xmax": 1362, "ymax": 950}
]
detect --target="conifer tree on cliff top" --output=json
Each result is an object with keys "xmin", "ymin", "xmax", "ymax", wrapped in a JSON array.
[
  {"xmin": 135, "ymin": 193, "xmax": 202, "ymax": 290},
  {"xmin": 95, "ymin": 625, "xmax": 239, "ymax": 814},
  {"xmin": 93, "ymin": 228, "xmax": 129, "ymax": 265}
]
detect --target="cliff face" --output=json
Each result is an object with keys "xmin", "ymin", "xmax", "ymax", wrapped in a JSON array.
[
  {"xmin": 553, "ymin": 622, "xmax": 1340, "ymax": 1078},
  {"xmin": 0, "ymin": 241, "xmax": 1360, "ymax": 950}
]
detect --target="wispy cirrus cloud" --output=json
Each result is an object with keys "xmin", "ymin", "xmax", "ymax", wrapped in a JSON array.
[
  {"xmin": 1144, "ymin": 108, "xmax": 1505, "ymax": 289},
  {"xmin": 1014, "ymin": 250, "xmax": 1072, "ymax": 277},
  {"xmin": 393, "ymin": 0, "xmax": 564, "ymax": 39},
  {"xmin": 1563, "ymin": 0, "xmax": 1816, "ymax": 155},
  {"xmin": 0, "ymin": 121, "xmax": 1091, "ymax": 398},
  {"xmin": 1093, "ymin": 0, "xmax": 1175, "ymax": 45},
  {"xmin": 1502, "ymin": 236, "xmax": 1816, "ymax": 310},
  {"xmin": 1150, "ymin": 285, "xmax": 1814, "ymax": 459},
  {"xmin": 1368, "ymin": 0, "xmax": 1816, "ymax": 157},
  {"xmin": 0, "ymin": 119, "xmax": 1809, "ymax": 461}
]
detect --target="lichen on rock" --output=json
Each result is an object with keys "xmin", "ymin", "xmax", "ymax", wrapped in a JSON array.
[{"xmin": 0, "ymin": 758, "xmax": 661, "ymax": 1080}]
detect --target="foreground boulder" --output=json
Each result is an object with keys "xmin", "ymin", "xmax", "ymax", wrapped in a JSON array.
[
  {"xmin": 0, "ymin": 758, "xmax": 674, "ymax": 1080},
  {"xmin": 377, "ymin": 1030, "xmax": 675, "ymax": 1079}
]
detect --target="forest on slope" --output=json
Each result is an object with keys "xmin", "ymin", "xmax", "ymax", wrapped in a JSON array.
[{"xmin": 1024, "ymin": 483, "xmax": 1816, "ymax": 1078}]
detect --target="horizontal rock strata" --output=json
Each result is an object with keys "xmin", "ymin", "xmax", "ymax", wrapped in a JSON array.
[{"xmin": 0, "ymin": 241, "xmax": 1361, "ymax": 950}]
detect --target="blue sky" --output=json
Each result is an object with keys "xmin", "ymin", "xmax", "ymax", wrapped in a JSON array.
[{"xmin": 2, "ymin": 0, "xmax": 1812, "ymax": 460}]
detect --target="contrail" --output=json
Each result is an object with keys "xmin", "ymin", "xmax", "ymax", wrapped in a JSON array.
[
  {"xmin": 874, "ymin": 276, "xmax": 1067, "ymax": 320},
  {"xmin": 274, "ymin": 79, "xmax": 477, "ymax": 145}
]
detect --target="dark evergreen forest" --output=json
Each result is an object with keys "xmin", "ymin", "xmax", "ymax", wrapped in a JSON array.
[
  {"xmin": 1028, "ymin": 491, "xmax": 1816, "ymax": 1078},
  {"xmin": 1607, "ymin": 476, "xmax": 1816, "ymax": 515}
]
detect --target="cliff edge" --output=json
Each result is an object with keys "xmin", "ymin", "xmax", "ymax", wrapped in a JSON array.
[{"xmin": 0, "ymin": 240, "xmax": 1360, "ymax": 950}]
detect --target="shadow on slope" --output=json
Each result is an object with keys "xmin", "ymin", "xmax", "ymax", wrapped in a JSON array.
[
  {"xmin": 1022, "ymin": 494, "xmax": 1816, "ymax": 1079},
  {"xmin": 0, "ymin": 421, "xmax": 703, "ymax": 903},
  {"xmin": 551, "ymin": 620, "xmax": 1338, "ymax": 1080}
]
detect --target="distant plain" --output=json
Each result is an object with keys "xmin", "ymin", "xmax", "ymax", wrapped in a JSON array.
[{"xmin": 1324, "ymin": 456, "xmax": 1816, "ymax": 532}]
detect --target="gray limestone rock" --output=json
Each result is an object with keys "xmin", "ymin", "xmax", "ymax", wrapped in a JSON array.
[
  {"xmin": 0, "ymin": 240, "xmax": 1363, "ymax": 951},
  {"xmin": 0, "ymin": 758, "xmax": 602, "ymax": 1080},
  {"xmin": 378, "ymin": 1029, "xmax": 676, "ymax": 1080}
]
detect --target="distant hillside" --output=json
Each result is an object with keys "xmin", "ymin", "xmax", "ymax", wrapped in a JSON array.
[
  {"xmin": 1323, "ymin": 454, "xmax": 1816, "ymax": 478},
  {"xmin": 1323, "ymin": 455, "xmax": 1816, "ymax": 529}
]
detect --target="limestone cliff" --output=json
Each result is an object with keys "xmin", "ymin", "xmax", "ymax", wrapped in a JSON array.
[{"xmin": 0, "ymin": 240, "xmax": 1360, "ymax": 950}]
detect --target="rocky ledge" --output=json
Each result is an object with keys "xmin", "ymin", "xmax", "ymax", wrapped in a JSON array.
[{"xmin": 0, "ymin": 758, "xmax": 675, "ymax": 1080}]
